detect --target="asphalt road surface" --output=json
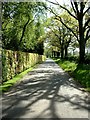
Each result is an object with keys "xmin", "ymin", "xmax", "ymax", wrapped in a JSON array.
[{"xmin": 2, "ymin": 58, "xmax": 90, "ymax": 120}]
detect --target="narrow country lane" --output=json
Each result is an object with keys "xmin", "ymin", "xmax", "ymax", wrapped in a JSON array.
[{"xmin": 2, "ymin": 59, "xmax": 90, "ymax": 119}]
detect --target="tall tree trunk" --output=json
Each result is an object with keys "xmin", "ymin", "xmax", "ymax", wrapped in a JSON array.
[
  {"xmin": 61, "ymin": 46, "xmax": 64, "ymax": 59},
  {"xmin": 54, "ymin": 51, "xmax": 55, "ymax": 57},
  {"xmin": 57, "ymin": 52, "xmax": 60, "ymax": 58},
  {"xmin": 79, "ymin": 36, "xmax": 85, "ymax": 63},
  {"xmin": 52, "ymin": 51, "xmax": 53, "ymax": 58},
  {"xmin": 79, "ymin": 18, "xmax": 85, "ymax": 63},
  {"xmin": 65, "ymin": 45, "xmax": 68, "ymax": 58}
]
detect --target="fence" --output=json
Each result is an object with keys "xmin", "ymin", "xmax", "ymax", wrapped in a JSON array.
[{"xmin": 2, "ymin": 49, "xmax": 46, "ymax": 82}]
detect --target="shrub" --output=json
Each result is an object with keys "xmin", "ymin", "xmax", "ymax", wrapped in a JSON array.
[{"xmin": 2, "ymin": 49, "xmax": 46, "ymax": 83}]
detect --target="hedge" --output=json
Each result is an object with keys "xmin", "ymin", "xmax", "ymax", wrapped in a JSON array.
[{"xmin": 2, "ymin": 49, "xmax": 46, "ymax": 83}]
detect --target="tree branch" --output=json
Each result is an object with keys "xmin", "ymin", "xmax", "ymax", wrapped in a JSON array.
[
  {"xmin": 19, "ymin": 18, "xmax": 34, "ymax": 44},
  {"xmin": 85, "ymin": 35, "xmax": 90, "ymax": 42},
  {"xmin": 71, "ymin": 1, "xmax": 77, "ymax": 14},
  {"xmin": 48, "ymin": 7, "xmax": 79, "ymax": 41},
  {"xmin": 80, "ymin": 2, "xmax": 85, "ymax": 13},
  {"xmin": 85, "ymin": 28, "xmax": 90, "ymax": 42},
  {"xmin": 83, "ymin": 6, "xmax": 90, "ymax": 16},
  {"xmin": 84, "ymin": 18, "xmax": 90, "ymax": 31},
  {"xmin": 55, "ymin": 16, "xmax": 78, "ymax": 41},
  {"xmin": 46, "ymin": 0, "xmax": 77, "ymax": 20},
  {"xmin": 74, "ymin": 2, "xmax": 79, "ymax": 14},
  {"xmin": 52, "ymin": 29, "xmax": 60, "ymax": 38},
  {"xmin": 47, "ymin": 26, "xmax": 60, "ymax": 38}
]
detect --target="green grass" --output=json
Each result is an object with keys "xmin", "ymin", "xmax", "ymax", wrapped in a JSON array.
[
  {"xmin": 54, "ymin": 58, "xmax": 77, "ymax": 72},
  {"xmin": 73, "ymin": 64, "xmax": 90, "ymax": 88},
  {"xmin": 0, "ymin": 65, "xmax": 37, "ymax": 92},
  {"xmin": 54, "ymin": 58, "xmax": 90, "ymax": 92}
]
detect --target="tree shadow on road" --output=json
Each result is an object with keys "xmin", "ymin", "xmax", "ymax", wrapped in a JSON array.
[{"xmin": 2, "ymin": 60, "xmax": 89, "ymax": 120}]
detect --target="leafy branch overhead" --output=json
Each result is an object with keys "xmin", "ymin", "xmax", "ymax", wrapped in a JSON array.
[
  {"xmin": 2, "ymin": 2, "xmax": 47, "ymax": 55},
  {"xmin": 46, "ymin": 0, "xmax": 90, "ymax": 63}
]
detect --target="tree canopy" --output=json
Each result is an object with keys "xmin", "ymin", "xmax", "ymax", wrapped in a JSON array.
[
  {"xmin": 45, "ymin": 0, "xmax": 90, "ymax": 63},
  {"xmin": 2, "ymin": 1, "xmax": 90, "ymax": 63},
  {"xmin": 2, "ymin": 2, "xmax": 47, "ymax": 55}
]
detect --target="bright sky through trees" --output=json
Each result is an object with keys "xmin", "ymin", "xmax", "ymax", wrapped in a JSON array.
[
  {"xmin": 46, "ymin": 0, "xmax": 70, "ymax": 18},
  {"xmin": 46, "ymin": 0, "xmax": 70, "ymax": 5}
]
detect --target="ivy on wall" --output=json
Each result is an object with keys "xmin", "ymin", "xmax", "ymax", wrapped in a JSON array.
[{"xmin": 2, "ymin": 49, "xmax": 46, "ymax": 83}]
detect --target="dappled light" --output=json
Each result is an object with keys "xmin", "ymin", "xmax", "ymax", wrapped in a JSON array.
[
  {"xmin": 1, "ymin": 0, "xmax": 90, "ymax": 119},
  {"xmin": 2, "ymin": 59, "xmax": 89, "ymax": 119}
]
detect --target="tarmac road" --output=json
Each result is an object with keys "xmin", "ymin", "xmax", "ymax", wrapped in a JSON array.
[{"xmin": 2, "ymin": 58, "xmax": 90, "ymax": 120}]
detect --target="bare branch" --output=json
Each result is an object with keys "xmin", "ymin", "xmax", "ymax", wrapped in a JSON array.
[
  {"xmin": 85, "ymin": 28, "xmax": 90, "ymax": 42},
  {"xmin": 85, "ymin": 35, "xmax": 90, "ymax": 42},
  {"xmin": 48, "ymin": 7, "xmax": 79, "ymax": 41},
  {"xmin": 80, "ymin": 2, "xmax": 85, "ymax": 13},
  {"xmin": 84, "ymin": 18, "xmax": 90, "ymax": 31},
  {"xmin": 74, "ymin": 2, "xmax": 79, "ymax": 14},
  {"xmin": 46, "ymin": 0, "xmax": 59, "ymax": 6},
  {"xmin": 71, "ymin": 1, "xmax": 77, "ymax": 14},
  {"xmin": 46, "ymin": 0, "xmax": 77, "ymax": 20},
  {"xmin": 55, "ymin": 16, "xmax": 78, "ymax": 41},
  {"xmin": 83, "ymin": 6, "xmax": 90, "ymax": 16}
]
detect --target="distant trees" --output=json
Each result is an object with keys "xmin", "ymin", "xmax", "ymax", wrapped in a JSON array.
[
  {"xmin": 2, "ymin": 2, "xmax": 47, "ymax": 55},
  {"xmin": 44, "ymin": 17, "xmax": 74, "ymax": 59},
  {"xmin": 2, "ymin": 1, "xmax": 90, "ymax": 60}
]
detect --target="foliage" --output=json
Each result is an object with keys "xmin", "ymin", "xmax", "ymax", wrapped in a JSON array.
[
  {"xmin": 66, "ymin": 55, "xmax": 79, "ymax": 63},
  {"xmin": 46, "ymin": 0, "xmax": 90, "ymax": 63},
  {"xmin": 2, "ymin": 2, "xmax": 47, "ymax": 54},
  {"xmin": 54, "ymin": 58, "xmax": 77, "ymax": 72},
  {"xmin": 2, "ymin": 49, "xmax": 46, "ymax": 83},
  {"xmin": 0, "ymin": 67, "xmax": 33, "ymax": 92},
  {"xmin": 73, "ymin": 64, "xmax": 90, "ymax": 88},
  {"xmin": 85, "ymin": 53, "xmax": 90, "ymax": 64},
  {"xmin": 44, "ymin": 12, "xmax": 79, "ymax": 59},
  {"xmin": 54, "ymin": 58, "xmax": 90, "ymax": 91}
]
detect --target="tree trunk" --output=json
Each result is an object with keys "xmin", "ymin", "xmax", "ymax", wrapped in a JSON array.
[
  {"xmin": 79, "ymin": 38, "xmax": 85, "ymax": 63},
  {"xmin": 65, "ymin": 45, "xmax": 68, "ymax": 58},
  {"xmin": 61, "ymin": 46, "xmax": 64, "ymax": 59},
  {"xmin": 52, "ymin": 51, "xmax": 53, "ymax": 58},
  {"xmin": 57, "ymin": 52, "xmax": 60, "ymax": 58},
  {"xmin": 54, "ymin": 51, "xmax": 55, "ymax": 57},
  {"xmin": 78, "ymin": 17, "xmax": 85, "ymax": 63}
]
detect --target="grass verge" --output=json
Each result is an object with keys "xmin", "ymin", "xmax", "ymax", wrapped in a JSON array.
[
  {"xmin": 0, "ymin": 64, "xmax": 39, "ymax": 92},
  {"xmin": 54, "ymin": 58, "xmax": 90, "ymax": 92}
]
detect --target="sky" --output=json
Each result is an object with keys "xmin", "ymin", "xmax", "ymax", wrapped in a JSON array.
[
  {"xmin": 46, "ymin": 0, "xmax": 70, "ymax": 18},
  {"xmin": 45, "ymin": 0, "xmax": 70, "ymax": 5},
  {"xmin": 3, "ymin": 0, "xmax": 70, "ymax": 4}
]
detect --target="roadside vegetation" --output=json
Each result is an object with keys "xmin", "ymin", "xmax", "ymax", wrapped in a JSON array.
[
  {"xmin": 1, "ymin": 2, "xmax": 46, "ymax": 92},
  {"xmin": 0, "ymin": 64, "xmax": 39, "ymax": 92},
  {"xmin": 1, "ymin": 1, "xmax": 90, "ymax": 93},
  {"xmin": 54, "ymin": 56, "xmax": 90, "ymax": 92}
]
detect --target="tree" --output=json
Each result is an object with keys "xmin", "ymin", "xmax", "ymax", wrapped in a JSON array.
[
  {"xmin": 44, "ymin": 17, "xmax": 73, "ymax": 58},
  {"xmin": 46, "ymin": 0, "xmax": 90, "ymax": 63},
  {"xmin": 2, "ymin": 2, "xmax": 47, "ymax": 54}
]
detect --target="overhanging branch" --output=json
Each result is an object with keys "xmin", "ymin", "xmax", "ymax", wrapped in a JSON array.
[
  {"xmin": 85, "ymin": 28, "xmax": 90, "ymax": 42},
  {"xmin": 84, "ymin": 18, "xmax": 90, "ymax": 31},
  {"xmin": 46, "ymin": 0, "xmax": 77, "ymax": 20},
  {"xmin": 48, "ymin": 7, "xmax": 78, "ymax": 41},
  {"xmin": 71, "ymin": 1, "xmax": 77, "ymax": 14},
  {"xmin": 83, "ymin": 7, "xmax": 90, "ymax": 16},
  {"xmin": 55, "ymin": 16, "xmax": 78, "ymax": 41},
  {"xmin": 19, "ymin": 18, "xmax": 34, "ymax": 44}
]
